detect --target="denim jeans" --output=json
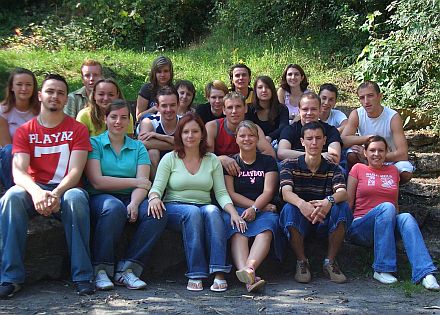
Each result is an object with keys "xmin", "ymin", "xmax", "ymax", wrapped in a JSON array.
[
  {"xmin": 165, "ymin": 202, "xmax": 231, "ymax": 279},
  {"xmin": 90, "ymin": 194, "xmax": 167, "ymax": 277},
  {"xmin": 347, "ymin": 202, "xmax": 437, "ymax": 283},
  {"xmin": 279, "ymin": 201, "xmax": 352, "ymax": 239},
  {"xmin": 0, "ymin": 184, "xmax": 93, "ymax": 283},
  {"xmin": 0, "ymin": 144, "xmax": 14, "ymax": 190}
]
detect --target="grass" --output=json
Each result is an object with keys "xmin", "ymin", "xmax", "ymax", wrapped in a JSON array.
[{"xmin": 0, "ymin": 30, "xmax": 358, "ymax": 106}]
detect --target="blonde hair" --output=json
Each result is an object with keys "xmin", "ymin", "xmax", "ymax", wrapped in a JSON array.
[{"xmin": 236, "ymin": 120, "xmax": 259, "ymax": 139}]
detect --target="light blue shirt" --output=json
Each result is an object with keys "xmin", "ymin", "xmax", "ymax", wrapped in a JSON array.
[{"xmin": 87, "ymin": 131, "xmax": 150, "ymax": 195}]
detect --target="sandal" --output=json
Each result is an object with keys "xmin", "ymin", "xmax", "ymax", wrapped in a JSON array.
[
  {"xmin": 236, "ymin": 267, "xmax": 255, "ymax": 284},
  {"xmin": 187, "ymin": 279, "xmax": 203, "ymax": 291},
  {"xmin": 210, "ymin": 278, "xmax": 228, "ymax": 292},
  {"xmin": 246, "ymin": 276, "xmax": 265, "ymax": 293}
]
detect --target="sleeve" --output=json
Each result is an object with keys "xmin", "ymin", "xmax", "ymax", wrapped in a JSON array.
[
  {"xmin": 137, "ymin": 141, "xmax": 151, "ymax": 165},
  {"xmin": 195, "ymin": 103, "xmax": 209, "ymax": 124},
  {"xmin": 88, "ymin": 136, "xmax": 101, "ymax": 160},
  {"xmin": 264, "ymin": 155, "xmax": 279, "ymax": 173},
  {"xmin": 64, "ymin": 93, "xmax": 78, "ymax": 118},
  {"xmin": 348, "ymin": 163, "xmax": 360, "ymax": 179},
  {"xmin": 76, "ymin": 109, "xmax": 91, "ymax": 135},
  {"xmin": 138, "ymin": 83, "xmax": 153, "ymax": 99},
  {"xmin": 268, "ymin": 104, "xmax": 289, "ymax": 141},
  {"xmin": 334, "ymin": 110, "xmax": 347, "ymax": 126},
  {"xmin": 72, "ymin": 122, "xmax": 92, "ymax": 152},
  {"xmin": 12, "ymin": 125, "xmax": 31, "ymax": 154},
  {"xmin": 331, "ymin": 164, "xmax": 347, "ymax": 192},
  {"xmin": 279, "ymin": 159, "xmax": 294, "ymax": 189},
  {"xmin": 149, "ymin": 152, "xmax": 173, "ymax": 198},
  {"xmin": 211, "ymin": 154, "xmax": 233, "ymax": 209},
  {"xmin": 279, "ymin": 124, "xmax": 292, "ymax": 142},
  {"xmin": 326, "ymin": 125, "xmax": 343, "ymax": 146}
]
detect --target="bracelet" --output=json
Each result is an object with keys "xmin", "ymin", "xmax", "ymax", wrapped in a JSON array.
[
  {"xmin": 251, "ymin": 205, "xmax": 259, "ymax": 213},
  {"xmin": 148, "ymin": 195, "xmax": 159, "ymax": 202}
]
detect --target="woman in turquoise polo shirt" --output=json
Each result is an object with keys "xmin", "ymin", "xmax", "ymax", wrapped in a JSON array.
[{"xmin": 85, "ymin": 99, "xmax": 167, "ymax": 291}]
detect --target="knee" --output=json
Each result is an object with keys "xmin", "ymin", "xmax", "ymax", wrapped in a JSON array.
[
  {"xmin": 202, "ymin": 205, "xmax": 221, "ymax": 218},
  {"xmin": 184, "ymin": 206, "xmax": 203, "ymax": 225},
  {"xmin": 400, "ymin": 171, "xmax": 413, "ymax": 185},
  {"xmin": 1, "ymin": 187, "xmax": 28, "ymax": 217},
  {"xmin": 396, "ymin": 212, "xmax": 417, "ymax": 227},
  {"xmin": 62, "ymin": 188, "xmax": 90, "ymax": 218},
  {"xmin": 257, "ymin": 230, "xmax": 273, "ymax": 242},
  {"xmin": 148, "ymin": 149, "xmax": 160, "ymax": 165}
]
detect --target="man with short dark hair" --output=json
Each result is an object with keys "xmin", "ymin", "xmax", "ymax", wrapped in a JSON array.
[
  {"xmin": 64, "ymin": 59, "xmax": 103, "ymax": 118},
  {"xmin": 0, "ymin": 74, "xmax": 95, "ymax": 298},
  {"xmin": 318, "ymin": 83, "xmax": 347, "ymax": 133},
  {"xmin": 279, "ymin": 121, "xmax": 352, "ymax": 284},
  {"xmin": 341, "ymin": 80, "xmax": 413, "ymax": 184},
  {"xmin": 138, "ymin": 86, "xmax": 180, "ymax": 179},
  {"xmin": 278, "ymin": 92, "xmax": 342, "ymax": 164}
]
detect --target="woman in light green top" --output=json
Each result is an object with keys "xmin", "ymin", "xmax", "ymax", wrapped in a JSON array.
[
  {"xmin": 76, "ymin": 78, "xmax": 134, "ymax": 137},
  {"xmin": 148, "ymin": 112, "xmax": 243, "ymax": 292}
]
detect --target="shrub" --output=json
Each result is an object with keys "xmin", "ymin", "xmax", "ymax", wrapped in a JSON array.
[{"xmin": 356, "ymin": 0, "xmax": 440, "ymax": 129}]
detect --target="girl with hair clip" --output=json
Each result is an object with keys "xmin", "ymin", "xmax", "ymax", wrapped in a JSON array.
[
  {"xmin": 0, "ymin": 67, "xmax": 40, "ymax": 190},
  {"xmin": 223, "ymin": 120, "xmax": 284, "ymax": 293},
  {"xmin": 277, "ymin": 64, "xmax": 310, "ymax": 122},
  {"xmin": 247, "ymin": 75, "xmax": 289, "ymax": 144},
  {"xmin": 175, "ymin": 80, "xmax": 196, "ymax": 116},
  {"xmin": 136, "ymin": 56, "xmax": 174, "ymax": 120},
  {"xmin": 76, "ymin": 78, "xmax": 134, "ymax": 137}
]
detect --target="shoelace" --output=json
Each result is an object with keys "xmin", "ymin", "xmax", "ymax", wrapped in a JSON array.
[{"xmin": 298, "ymin": 261, "xmax": 308, "ymax": 274}]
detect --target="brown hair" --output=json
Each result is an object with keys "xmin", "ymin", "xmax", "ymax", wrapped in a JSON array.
[
  {"xmin": 88, "ymin": 78, "xmax": 124, "ymax": 131},
  {"xmin": 364, "ymin": 135, "xmax": 388, "ymax": 151},
  {"xmin": 1, "ymin": 67, "xmax": 39, "ymax": 115},
  {"xmin": 174, "ymin": 112, "xmax": 208, "ymax": 159},
  {"xmin": 205, "ymin": 80, "xmax": 228, "ymax": 98},
  {"xmin": 280, "ymin": 64, "xmax": 309, "ymax": 92}
]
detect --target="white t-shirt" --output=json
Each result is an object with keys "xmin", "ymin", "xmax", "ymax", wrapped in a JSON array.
[
  {"xmin": 322, "ymin": 109, "xmax": 347, "ymax": 128},
  {"xmin": 0, "ymin": 105, "xmax": 36, "ymax": 138}
]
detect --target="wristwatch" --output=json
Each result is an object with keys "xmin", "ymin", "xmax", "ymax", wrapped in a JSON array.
[
  {"xmin": 251, "ymin": 205, "xmax": 259, "ymax": 213},
  {"xmin": 326, "ymin": 195, "xmax": 335, "ymax": 206}
]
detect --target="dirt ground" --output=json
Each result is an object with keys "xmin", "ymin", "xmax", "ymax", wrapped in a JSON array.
[{"xmin": 1, "ymin": 266, "xmax": 440, "ymax": 315}]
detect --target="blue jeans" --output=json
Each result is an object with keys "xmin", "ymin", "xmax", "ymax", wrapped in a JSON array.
[
  {"xmin": 279, "ymin": 201, "xmax": 352, "ymax": 239},
  {"xmin": 165, "ymin": 202, "xmax": 231, "ymax": 279},
  {"xmin": 347, "ymin": 202, "xmax": 437, "ymax": 283},
  {"xmin": 0, "ymin": 144, "xmax": 14, "ymax": 190},
  {"xmin": 0, "ymin": 185, "xmax": 93, "ymax": 283},
  {"xmin": 90, "ymin": 194, "xmax": 167, "ymax": 277}
]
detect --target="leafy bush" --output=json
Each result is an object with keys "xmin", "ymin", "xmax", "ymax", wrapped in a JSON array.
[
  {"xmin": 1, "ymin": 16, "xmax": 112, "ymax": 50},
  {"xmin": 356, "ymin": 0, "xmax": 440, "ymax": 129}
]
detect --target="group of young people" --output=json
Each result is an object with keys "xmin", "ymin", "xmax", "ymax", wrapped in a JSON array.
[{"xmin": 0, "ymin": 55, "xmax": 438, "ymax": 299}]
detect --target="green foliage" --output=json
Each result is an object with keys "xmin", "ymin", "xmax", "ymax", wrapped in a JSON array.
[
  {"xmin": 356, "ymin": 0, "xmax": 440, "ymax": 129},
  {"xmin": 1, "ymin": 16, "xmax": 112, "ymax": 51},
  {"xmin": 213, "ymin": 0, "xmax": 391, "ymax": 64},
  {"xmin": 67, "ymin": 0, "xmax": 214, "ymax": 49}
]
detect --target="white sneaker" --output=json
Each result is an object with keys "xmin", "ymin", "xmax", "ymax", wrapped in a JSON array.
[
  {"xmin": 114, "ymin": 269, "xmax": 147, "ymax": 290},
  {"xmin": 373, "ymin": 272, "xmax": 397, "ymax": 284},
  {"xmin": 422, "ymin": 274, "xmax": 440, "ymax": 291},
  {"xmin": 95, "ymin": 270, "xmax": 114, "ymax": 290}
]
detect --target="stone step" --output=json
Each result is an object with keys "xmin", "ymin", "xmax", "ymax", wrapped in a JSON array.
[
  {"xmin": 400, "ymin": 177, "xmax": 440, "ymax": 198},
  {"xmin": 410, "ymin": 152, "xmax": 440, "ymax": 177}
]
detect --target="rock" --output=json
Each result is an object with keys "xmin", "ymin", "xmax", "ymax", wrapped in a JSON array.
[
  {"xmin": 414, "ymin": 153, "xmax": 440, "ymax": 176},
  {"xmin": 400, "ymin": 178, "xmax": 440, "ymax": 198},
  {"xmin": 25, "ymin": 217, "xmax": 68, "ymax": 282},
  {"xmin": 406, "ymin": 130, "xmax": 438, "ymax": 148}
]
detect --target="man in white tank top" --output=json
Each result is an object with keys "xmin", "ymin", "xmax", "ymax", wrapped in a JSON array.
[{"xmin": 341, "ymin": 81, "xmax": 413, "ymax": 184}]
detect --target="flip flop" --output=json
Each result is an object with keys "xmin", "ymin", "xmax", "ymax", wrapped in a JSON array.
[
  {"xmin": 187, "ymin": 279, "xmax": 203, "ymax": 291},
  {"xmin": 236, "ymin": 267, "xmax": 255, "ymax": 284},
  {"xmin": 246, "ymin": 277, "xmax": 265, "ymax": 293},
  {"xmin": 210, "ymin": 278, "xmax": 228, "ymax": 292}
]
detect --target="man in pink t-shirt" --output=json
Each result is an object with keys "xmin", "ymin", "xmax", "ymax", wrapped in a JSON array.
[{"xmin": 0, "ymin": 74, "xmax": 95, "ymax": 298}]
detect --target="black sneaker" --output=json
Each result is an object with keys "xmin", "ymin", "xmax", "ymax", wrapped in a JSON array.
[
  {"xmin": 74, "ymin": 281, "xmax": 95, "ymax": 296},
  {"xmin": 0, "ymin": 282, "xmax": 21, "ymax": 298}
]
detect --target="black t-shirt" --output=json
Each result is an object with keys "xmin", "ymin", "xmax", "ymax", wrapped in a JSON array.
[
  {"xmin": 225, "ymin": 153, "xmax": 278, "ymax": 202},
  {"xmin": 138, "ymin": 83, "xmax": 157, "ymax": 109},
  {"xmin": 279, "ymin": 120, "xmax": 342, "ymax": 152},
  {"xmin": 246, "ymin": 104, "xmax": 289, "ymax": 141},
  {"xmin": 196, "ymin": 102, "xmax": 225, "ymax": 124}
]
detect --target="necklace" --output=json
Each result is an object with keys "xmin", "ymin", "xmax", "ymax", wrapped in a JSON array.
[{"xmin": 37, "ymin": 115, "xmax": 47, "ymax": 127}]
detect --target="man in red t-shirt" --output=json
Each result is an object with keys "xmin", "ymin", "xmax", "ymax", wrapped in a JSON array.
[{"xmin": 0, "ymin": 74, "xmax": 94, "ymax": 298}]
